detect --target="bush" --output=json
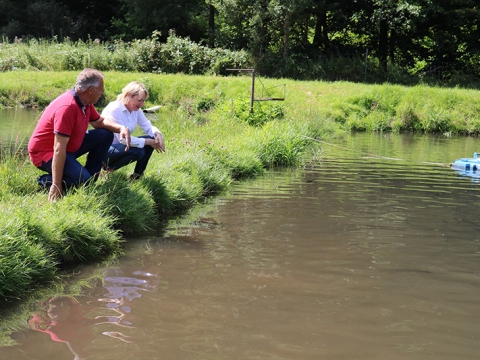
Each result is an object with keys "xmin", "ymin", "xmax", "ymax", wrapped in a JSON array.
[
  {"xmin": 0, "ymin": 31, "xmax": 254, "ymax": 75},
  {"xmin": 217, "ymin": 99, "xmax": 285, "ymax": 127}
]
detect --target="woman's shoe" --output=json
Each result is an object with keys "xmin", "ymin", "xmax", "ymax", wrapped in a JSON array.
[{"xmin": 129, "ymin": 173, "xmax": 142, "ymax": 181}]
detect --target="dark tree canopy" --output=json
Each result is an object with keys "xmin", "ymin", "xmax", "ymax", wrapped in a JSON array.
[{"xmin": 1, "ymin": 0, "xmax": 479, "ymax": 80}]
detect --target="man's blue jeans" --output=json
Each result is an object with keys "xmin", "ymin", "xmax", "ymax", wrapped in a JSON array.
[{"xmin": 37, "ymin": 129, "xmax": 113, "ymax": 189}]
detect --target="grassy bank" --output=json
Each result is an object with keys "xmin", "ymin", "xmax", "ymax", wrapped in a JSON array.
[
  {"xmin": 1, "ymin": 71, "xmax": 480, "ymax": 303},
  {"xmin": 1, "ymin": 71, "xmax": 480, "ymax": 134}
]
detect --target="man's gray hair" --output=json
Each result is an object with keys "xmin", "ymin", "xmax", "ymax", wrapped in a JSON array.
[{"xmin": 74, "ymin": 68, "xmax": 104, "ymax": 92}]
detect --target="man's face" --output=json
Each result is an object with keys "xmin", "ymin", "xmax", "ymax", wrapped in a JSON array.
[{"xmin": 89, "ymin": 78, "xmax": 104, "ymax": 105}]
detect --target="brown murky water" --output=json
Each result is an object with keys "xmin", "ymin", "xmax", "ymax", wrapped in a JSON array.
[{"xmin": 2, "ymin": 132, "xmax": 480, "ymax": 359}]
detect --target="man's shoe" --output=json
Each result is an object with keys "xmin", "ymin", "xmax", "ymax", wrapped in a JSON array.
[{"xmin": 37, "ymin": 174, "xmax": 52, "ymax": 189}]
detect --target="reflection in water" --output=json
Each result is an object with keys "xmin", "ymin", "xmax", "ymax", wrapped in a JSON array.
[
  {"xmin": 25, "ymin": 269, "xmax": 158, "ymax": 359},
  {"xmin": 96, "ymin": 269, "xmax": 158, "ymax": 342},
  {"xmin": 28, "ymin": 296, "xmax": 95, "ymax": 360}
]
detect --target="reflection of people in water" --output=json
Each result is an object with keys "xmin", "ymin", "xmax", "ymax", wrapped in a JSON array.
[
  {"xmin": 28, "ymin": 296, "xmax": 95, "ymax": 360},
  {"xmin": 95, "ymin": 269, "xmax": 158, "ymax": 342},
  {"xmin": 28, "ymin": 270, "xmax": 158, "ymax": 357}
]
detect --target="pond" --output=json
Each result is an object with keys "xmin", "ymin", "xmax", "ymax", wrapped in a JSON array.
[
  {"xmin": 1, "ymin": 109, "xmax": 480, "ymax": 359},
  {"xmin": 0, "ymin": 107, "xmax": 40, "ymax": 151}
]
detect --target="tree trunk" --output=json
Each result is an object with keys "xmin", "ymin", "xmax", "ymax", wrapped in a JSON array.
[
  {"xmin": 313, "ymin": 9, "xmax": 328, "ymax": 49},
  {"xmin": 284, "ymin": 13, "xmax": 290, "ymax": 59},
  {"xmin": 379, "ymin": 17, "xmax": 388, "ymax": 72},
  {"xmin": 180, "ymin": 0, "xmax": 188, "ymax": 36},
  {"xmin": 209, "ymin": 4, "xmax": 215, "ymax": 48},
  {"xmin": 389, "ymin": 28, "xmax": 396, "ymax": 64}
]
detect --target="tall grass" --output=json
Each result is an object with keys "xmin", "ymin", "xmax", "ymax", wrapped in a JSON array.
[
  {"xmin": 0, "ymin": 189, "xmax": 121, "ymax": 300},
  {"xmin": 3, "ymin": 71, "xmax": 479, "ymax": 135}
]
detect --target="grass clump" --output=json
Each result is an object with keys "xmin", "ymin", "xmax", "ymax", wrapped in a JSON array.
[
  {"xmin": 0, "ymin": 208, "xmax": 56, "ymax": 300},
  {"xmin": 12, "ymin": 194, "xmax": 120, "ymax": 265},
  {"xmin": 0, "ymin": 176, "xmax": 122, "ymax": 299},
  {"xmin": 254, "ymin": 122, "xmax": 311, "ymax": 167},
  {"xmin": 0, "ymin": 152, "xmax": 39, "ymax": 197},
  {"xmin": 88, "ymin": 172, "xmax": 158, "ymax": 234}
]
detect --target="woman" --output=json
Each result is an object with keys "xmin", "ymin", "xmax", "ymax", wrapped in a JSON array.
[{"xmin": 101, "ymin": 81, "xmax": 165, "ymax": 179}]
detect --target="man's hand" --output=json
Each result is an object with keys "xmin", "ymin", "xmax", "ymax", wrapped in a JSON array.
[
  {"xmin": 48, "ymin": 183, "xmax": 63, "ymax": 202},
  {"xmin": 49, "ymin": 134, "xmax": 68, "ymax": 202}
]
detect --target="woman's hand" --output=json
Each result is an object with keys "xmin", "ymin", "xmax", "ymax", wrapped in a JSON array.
[{"xmin": 152, "ymin": 132, "xmax": 165, "ymax": 152}]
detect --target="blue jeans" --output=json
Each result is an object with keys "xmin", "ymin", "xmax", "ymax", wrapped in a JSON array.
[
  {"xmin": 37, "ymin": 129, "xmax": 113, "ymax": 189},
  {"xmin": 105, "ymin": 136, "xmax": 155, "ymax": 177}
]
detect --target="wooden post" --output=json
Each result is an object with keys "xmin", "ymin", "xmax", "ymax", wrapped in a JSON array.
[{"xmin": 250, "ymin": 69, "xmax": 255, "ymax": 114}]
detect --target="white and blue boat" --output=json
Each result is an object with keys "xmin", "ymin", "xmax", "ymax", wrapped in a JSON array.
[{"xmin": 451, "ymin": 152, "xmax": 480, "ymax": 178}]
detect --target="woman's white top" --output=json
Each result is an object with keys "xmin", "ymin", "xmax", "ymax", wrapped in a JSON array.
[{"xmin": 101, "ymin": 100, "xmax": 161, "ymax": 148}]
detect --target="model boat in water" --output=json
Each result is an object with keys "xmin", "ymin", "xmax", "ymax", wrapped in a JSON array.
[{"xmin": 451, "ymin": 152, "xmax": 480, "ymax": 178}]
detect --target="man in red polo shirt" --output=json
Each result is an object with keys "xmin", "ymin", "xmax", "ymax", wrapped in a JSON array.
[{"xmin": 28, "ymin": 68, "xmax": 131, "ymax": 202}]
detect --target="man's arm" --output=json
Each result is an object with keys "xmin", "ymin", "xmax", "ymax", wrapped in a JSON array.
[
  {"xmin": 49, "ymin": 134, "xmax": 69, "ymax": 202},
  {"xmin": 90, "ymin": 116, "xmax": 131, "ymax": 150}
]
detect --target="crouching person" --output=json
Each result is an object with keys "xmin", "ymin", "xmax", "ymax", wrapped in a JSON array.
[
  {"xmin": 28, "ymin": 68, "xmax": 131, "ymax": 202},
  {"xmin": 101, "ymin": 81, "xmax": 165, "ymax": 180}
]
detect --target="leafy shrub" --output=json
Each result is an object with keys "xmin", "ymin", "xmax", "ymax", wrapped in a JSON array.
[
  {"xmin": 196, "ymin": 97, "xmax": 216, "ymax": 112},
  {"xmin": 219, "ymin": 99, "xmax": 285, "ymax": 126},
  {"xmin": 126, "ymin": 30, "xmax": 253, "ymax": 75}
]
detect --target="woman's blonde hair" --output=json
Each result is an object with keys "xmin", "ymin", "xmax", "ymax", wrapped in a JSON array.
[{"xmin": 117, "ymin": 81, "xmax": 149, "ymax": 105}]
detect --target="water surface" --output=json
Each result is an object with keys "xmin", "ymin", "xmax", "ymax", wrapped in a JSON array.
[
  {"xmin": 0, "ymin": 107, "xmax": 40, "ymax": 150},
  {"xmin": 1, "ymin": 133, "xmax": 480, "ymax": 359}
]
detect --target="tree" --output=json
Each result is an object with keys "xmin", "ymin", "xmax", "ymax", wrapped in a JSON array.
[
  {"xmin": 0, "ymin": 0, "xmax": 30, "ymax": 39},
  {"xmin": 57, "ymin": 0, "xmax": 122, "ymax": 39},
  {"xmin": 368, "ymin": 0, "xmax": 422, "ymax": 71},
  {"xmin": 116, "ymin": 0, "xmax": 209, "ymax": 42},
  {"xmin": 26, "ymin": 1, "xmax": 72, "ymax": 39},
  {"xmin": 415, "ymin": 0, "xmax": 480, "ymax": 74},
  {"xmin": 208, "ymin": 1, "xmax": 215, "ymax": 47}
]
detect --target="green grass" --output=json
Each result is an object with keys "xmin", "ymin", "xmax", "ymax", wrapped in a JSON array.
[
  {"xmin": 326, "ymin": 83, "xmax": 480, "ymax": 134},
  {"xmin": 2, "ymin": 71, "xmax": 480, "ymax": 135}
]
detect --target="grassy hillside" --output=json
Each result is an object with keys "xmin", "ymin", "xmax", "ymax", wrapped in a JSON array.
[{"xmin": 1, "ymin": 71, "xmax": 480, "ymax": 134}]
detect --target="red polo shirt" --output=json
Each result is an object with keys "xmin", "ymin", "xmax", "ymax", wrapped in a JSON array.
[{"xmin": 28, "ymin": 90, "xmax": 100, "ymax": 167}]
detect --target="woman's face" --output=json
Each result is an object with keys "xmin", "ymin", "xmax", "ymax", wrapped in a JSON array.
[{"xmin": 126, "ymin": 92, "xmax": 146, "ymax": 112}]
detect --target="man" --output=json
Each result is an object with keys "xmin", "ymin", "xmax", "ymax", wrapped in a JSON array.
[{"xmin": 28, "ymin": 68, "xmax": 131, "ymax": 202}]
